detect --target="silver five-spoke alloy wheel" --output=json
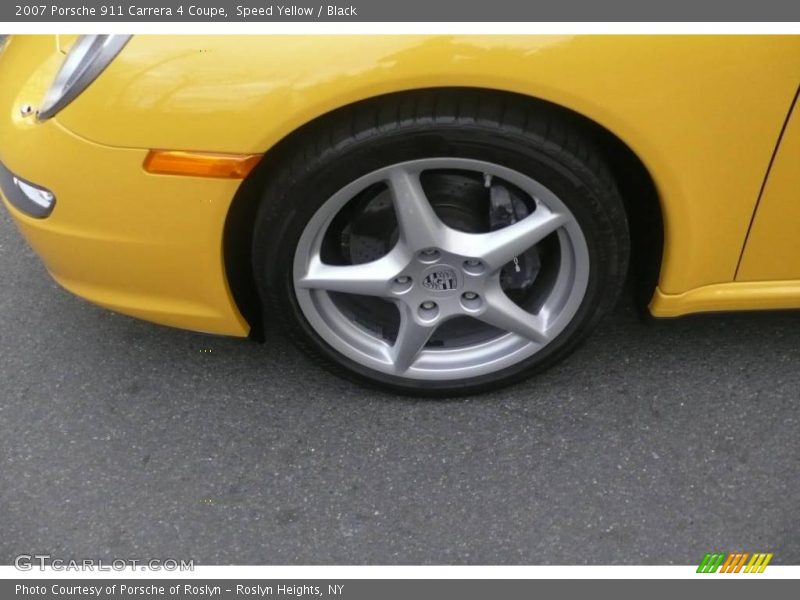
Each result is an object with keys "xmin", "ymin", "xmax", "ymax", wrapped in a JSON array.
[{"xmin": 293, "ymin": 158, "xmax": 590, "ymax": 381}]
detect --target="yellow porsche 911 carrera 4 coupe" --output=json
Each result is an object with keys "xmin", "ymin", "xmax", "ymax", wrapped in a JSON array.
[{"xmin": 1, "ymin": 35, "xmax": 798, "ymax": 394}]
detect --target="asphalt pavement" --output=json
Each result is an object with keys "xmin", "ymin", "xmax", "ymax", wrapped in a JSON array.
[{"xmin": 1, "ymin": 207, "xmax": 798, "ymax": 565}]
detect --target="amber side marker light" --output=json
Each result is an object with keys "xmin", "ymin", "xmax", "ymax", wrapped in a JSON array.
[{"xmin": 144, "ymin": 150, "xmax": 262, "ymax": 179}]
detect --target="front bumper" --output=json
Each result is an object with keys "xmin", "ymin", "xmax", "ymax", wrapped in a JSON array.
[{"xmin": 0, "ymin": 36, "xmax": 249, "ymax": 336}]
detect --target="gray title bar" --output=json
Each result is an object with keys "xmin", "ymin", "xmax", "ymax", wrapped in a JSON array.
[{"xmin": 3, "ymin": 0, "xmax": 800, "ymax": 22}]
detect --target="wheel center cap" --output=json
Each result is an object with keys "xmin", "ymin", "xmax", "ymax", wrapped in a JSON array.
[{"xmin": 421, "ymin": 265, "xmax": 460, "ymax": 293}]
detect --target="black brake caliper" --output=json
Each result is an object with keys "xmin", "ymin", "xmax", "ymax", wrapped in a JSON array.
[{"xmin": 487, "ymin": 178, "xmax": 541, "ymax": 294}]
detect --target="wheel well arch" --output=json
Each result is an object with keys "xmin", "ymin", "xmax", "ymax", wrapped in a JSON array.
[{"xmin": 224, "ymin": 87, "xmax": 663, "ymax": 340}]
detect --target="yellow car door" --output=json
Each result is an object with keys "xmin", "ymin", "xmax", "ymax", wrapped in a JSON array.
[{"xmin": 737, "ymin": 90, "xmax": 800, "ymax": 281}]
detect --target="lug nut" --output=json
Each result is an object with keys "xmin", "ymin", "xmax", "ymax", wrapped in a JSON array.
[
  {"xmin": 463, "ymin": 258, "xmax": 485, "ymax": 274},
  {"xmin": 391, "ymin": 275, "xmax": 413, "ymax": 295},
  {"xmin": 460, "ymin": 291, "xmax": 483, "ymax": 311},
  {"xmin": 418, "ymin": 248, "xmax": 440, "ymax": 262},
  {"xmin": 418, "ymin": 300, "xmax": 440, "ymax": 320}
]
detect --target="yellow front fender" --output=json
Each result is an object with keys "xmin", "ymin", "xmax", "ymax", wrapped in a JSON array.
[{"xmin": 58, "ymin": 35, "xmax": 800, "ymax": 298}]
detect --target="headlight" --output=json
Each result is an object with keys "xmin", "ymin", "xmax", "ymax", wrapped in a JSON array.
[{"xmin": 38, "ymin": 34, "xmax": 131, "ymax": 120}]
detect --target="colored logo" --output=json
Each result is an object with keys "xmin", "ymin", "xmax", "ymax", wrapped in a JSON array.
[
  {"xmin": 422, "ymin": 267, "xmax": 458, "ymax": 291},
  {"xmin": 697, "ymin": 552, "xmax": 773, "ymax": 573}
]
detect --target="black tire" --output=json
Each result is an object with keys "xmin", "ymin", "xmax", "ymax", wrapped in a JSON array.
[{"xmin": 252, "ymin": 89, "xmax": 629, "ymax": 396}]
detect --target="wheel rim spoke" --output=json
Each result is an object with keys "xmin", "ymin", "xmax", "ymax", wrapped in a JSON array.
[
  {"xmin": 386, "ymin": 166, "xmax": 446, "ymax": 251},
  {"xmin": 471, "ymin": 205, "xmax": 568, "ymax": 271},
  {"xmin": 297, "ymin": 249, "xmax": 406, "ymax": 297},
  {"xmin": 478, "ymin": 283, "xmax": 550, "ymax": 344},
  {"xmin": 390, "ymin": 304, "xmax": 437, "ymax": 372}
]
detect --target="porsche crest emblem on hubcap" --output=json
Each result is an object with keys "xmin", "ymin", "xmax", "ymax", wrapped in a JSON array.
[{"xmin": 422, "ymin": 267, "xmax": 458, "ymax": 291}]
